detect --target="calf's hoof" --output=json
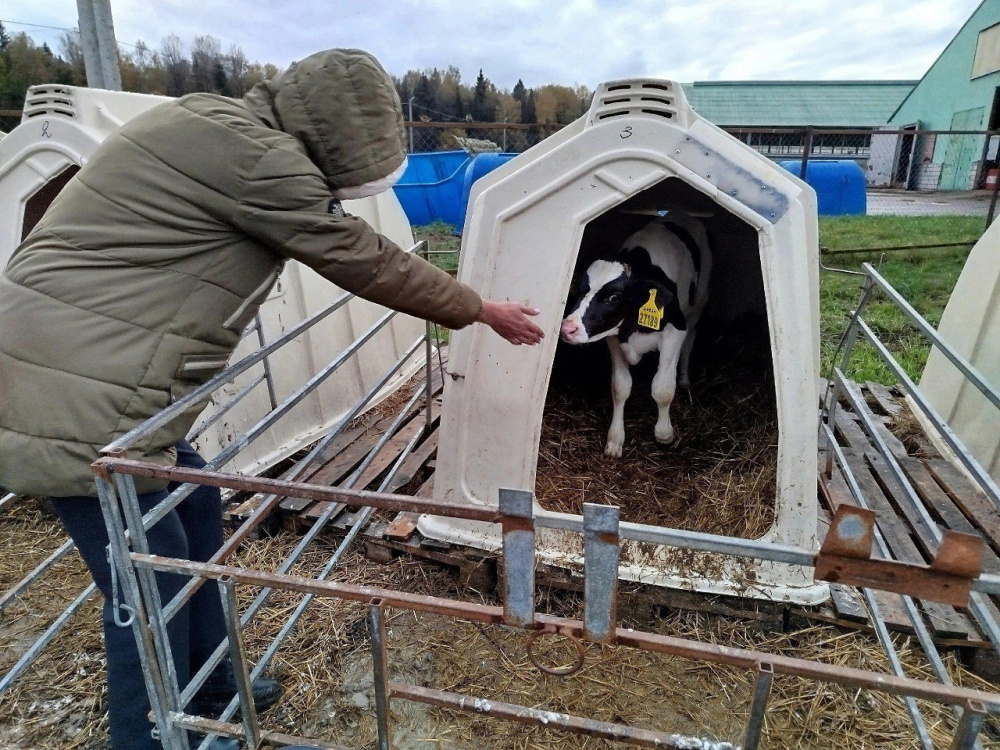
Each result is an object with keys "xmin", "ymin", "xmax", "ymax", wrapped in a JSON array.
[
  {"xmin": 604, "ymin": 437, "xmax": 624, "ymax": 458},
  {"xmin": 654, "ymin": 426, "xmax": 676, "ymax": 446}
]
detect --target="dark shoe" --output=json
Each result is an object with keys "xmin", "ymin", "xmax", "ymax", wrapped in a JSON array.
[{"xmin": 191, "ymin": 660, "xmax": 283, "ymax": 715}]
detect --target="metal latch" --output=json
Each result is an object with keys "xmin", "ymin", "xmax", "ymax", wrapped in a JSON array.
[{"xmin": 815, "ymin": 505, "xmax": 984, "ymax": 607}]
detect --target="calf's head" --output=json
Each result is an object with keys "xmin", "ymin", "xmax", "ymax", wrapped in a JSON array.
[{"xmin": 560, "ymin": 259, "xmax": 677, "ymax": 344}]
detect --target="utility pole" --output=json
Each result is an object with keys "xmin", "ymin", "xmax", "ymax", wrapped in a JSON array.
[{"xmin": 77, "ymin": 0, "xmax": 122, "ymax": 91}]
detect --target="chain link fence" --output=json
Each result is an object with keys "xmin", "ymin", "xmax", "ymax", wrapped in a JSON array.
[
  {"xmin": 408, "ymin": 122, "xmax": 1000, "ymax": 229},
  {"xmin": 726, "ymin": 127, "xmax": 1000, "ymax": 224},
  {"xmin": 406, "ymin": 122, "xmax": 560, "ymax": 155}
]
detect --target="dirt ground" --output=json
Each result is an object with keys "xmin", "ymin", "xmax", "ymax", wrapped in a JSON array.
[{"xmin": 4, "ymin": 502, "xmax": 1000, "ymax": 750}]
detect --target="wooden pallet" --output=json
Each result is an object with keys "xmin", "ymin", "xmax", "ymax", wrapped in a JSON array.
[{"xmin": 262, "ymin": 367, "xmax": 1000, "ymax": 655}]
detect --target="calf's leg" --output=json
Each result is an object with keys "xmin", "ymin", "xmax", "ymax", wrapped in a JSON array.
[
  {"xmin": 652, "ymin": 328, "xmax": 687, "ymax": 445},
  {"xmin": 605, "ymin": 337, "xmax": 632, "ymax": 457},
  {"xmin": 678, "ymin": 328, "xmax": 696, "ymax": 389}
]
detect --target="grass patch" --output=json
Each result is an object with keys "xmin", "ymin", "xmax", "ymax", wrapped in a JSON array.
[
  {"xmin": 414, "ymin": 215, "xmax": 983, "ymax": 386},
  {"xmin": 414, "ymin": 221, "xmax": 461, "ymax": 273},
  {"xmin": 818, "ymin": 215, "xmax": 982, "ymax": 384}
]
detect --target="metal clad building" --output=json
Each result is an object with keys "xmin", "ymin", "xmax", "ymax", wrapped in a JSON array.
[
  {"xmin": 891, "ymin": 0, "xmax": 1000, "ymax": 189},
  {"xmin": 684, "ymin": 80, "xmax": 917, "ymax": 127}
]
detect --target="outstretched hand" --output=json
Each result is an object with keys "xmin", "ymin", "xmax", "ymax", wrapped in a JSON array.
[{"xmin": 478, "ymin": 300, "xmax": 544, "ymax": 346}]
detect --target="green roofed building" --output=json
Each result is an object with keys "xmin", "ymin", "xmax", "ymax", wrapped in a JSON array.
[
  {"xmin": 682, "ymin": 80, "xmax": 917, "ymax": 128},
  {"xmin": 889, "ymin": 0, "xmax": 1000, "ymax": 190},
  {"xmin": 679, "ymin": 81, "xmax": 916, "ymax": 185}
]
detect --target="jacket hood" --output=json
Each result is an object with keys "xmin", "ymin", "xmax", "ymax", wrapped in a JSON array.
[{"xmin": 243, "ymin": 49, "xmax": 406, "ymax": 189}]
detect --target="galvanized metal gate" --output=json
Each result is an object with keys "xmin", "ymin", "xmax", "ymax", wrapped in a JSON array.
[{"xmin": 6, "ymin": 244, "xmax": 1000, "ymax": 748}]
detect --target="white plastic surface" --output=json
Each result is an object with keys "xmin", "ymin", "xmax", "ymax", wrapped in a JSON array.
[
  {"xmin": 0, "ymin": 85, "xmax": 424, "ymax": 477},
  {"xmin": 920, "ymin": 218, "xmax": 1000, "ymax": 481},
  {"xmin": 422, "ymin": 79, "xmax": 827, "ymax": 605}
]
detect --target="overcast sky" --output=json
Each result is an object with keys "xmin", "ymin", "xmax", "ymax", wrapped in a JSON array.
[{"xmin": 2, "ymin": 0, "xmax": 985, "ymax": 90}]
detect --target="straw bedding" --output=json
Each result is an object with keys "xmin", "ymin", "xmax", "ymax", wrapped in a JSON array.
[
  {"xmin": 3, "ymin": 344, "xmax": 999, "ymax": 748},
  {"xmin": 538, "ymin": 329, "xmax": 778, "ymax": 539},
  {"xmin": 4, "ymin": 516, "xmax": 1000, "ymax": 749}
]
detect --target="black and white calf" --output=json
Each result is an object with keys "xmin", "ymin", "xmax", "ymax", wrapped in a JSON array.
[{"xmin": 559, "ymin": 216, "xmax": 712, "ymax": 457}]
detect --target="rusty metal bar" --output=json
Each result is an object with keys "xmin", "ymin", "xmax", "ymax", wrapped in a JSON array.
[
  {"xmin": 741, "ymin": 663, "xmax": 773, "ymax": 750},
  {"xmin": 195, "ymin": 375, "xmax": 434, "ymax": 745},
  {"xmin": 99, "ymin": 455, "xmax": 1000, "ymax": 598},
  {"xmin": 499, "ymin": 488, "xmax": 536, "ymax": 629},
  {"xmin": 369, "ymin": 602, "xmax": 392, "ymax": 750},
  {"xmin": 130, "ymin": 554, "xmax": 1000, "ymax": 712},
  {"xmin": 218, "ymin": 578, "xmax": 261, "ymax": 749},
  {"xmin": 164, "ymin": 335, "xmax": 433, "ymax": 626},
  {"xmin": 820, "ymin": 241, "xmax": 978, "ymax": 256},
  {"xmin": 168, "ymin": 713, "xmax": 349, "ymax": 749},
  {"xmin": 99, "ymin": 457, "xmax": 499, "ymax": 523},
  {"xmin": 390, "ymin": 682, "xmax": 738, "ymax": 749},
  {"xmin": 583, "ymin": 503, "xmax": 619, "ymax": 643}
]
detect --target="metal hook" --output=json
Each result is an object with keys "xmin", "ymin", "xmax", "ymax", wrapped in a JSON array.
[
  {"xmin": 526, "ymin": 625, "xmax": 586, "ymax": 677},
  {"xmin": 107, "ymin": 547, "xmax": 136, "ymax": 628}
]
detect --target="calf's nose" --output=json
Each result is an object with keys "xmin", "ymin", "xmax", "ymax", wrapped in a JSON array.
[{"xmin": 560, "ymin": 319, "xmax": 580, "ymax": 341}]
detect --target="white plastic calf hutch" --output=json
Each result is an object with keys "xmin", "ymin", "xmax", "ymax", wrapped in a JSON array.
[
  {"xmin": 0, "ymin": 85, "xmax": 424, "ymax": 477},
  {"xmin": 423, "ymin": 79, "xmax": 827, "ymax": 605}
]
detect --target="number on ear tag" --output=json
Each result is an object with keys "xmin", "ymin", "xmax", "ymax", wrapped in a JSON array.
[{"xmin": 637, "ymin": 289, "xmax": 664, "ymax": 330}]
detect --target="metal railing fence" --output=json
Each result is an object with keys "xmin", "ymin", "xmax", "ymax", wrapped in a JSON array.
[
  {"xmin": 84, "ymin": 261, "xmax": 1000, "ymax": 749},
  {"xmin": 5, "ymin": 243, "xmax": 1000, "ymax": 746}
]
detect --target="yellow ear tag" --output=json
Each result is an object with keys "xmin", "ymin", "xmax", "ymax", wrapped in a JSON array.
[{"xmin": 637, "ymin": 289, "xmax": 664, "ymax": 330}]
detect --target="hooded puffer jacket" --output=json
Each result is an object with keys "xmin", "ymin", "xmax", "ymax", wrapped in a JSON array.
[{"xmin": 0, "ymin": 49, "xmax": 482, "ymax": 497}]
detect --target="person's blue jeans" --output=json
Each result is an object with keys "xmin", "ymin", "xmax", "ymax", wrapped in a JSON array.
[{"xmin": 50, "ymin": 441, "xmax": 227, "ymax": 750}]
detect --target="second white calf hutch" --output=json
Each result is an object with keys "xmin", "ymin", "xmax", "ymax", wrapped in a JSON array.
[{"xmin": 422, "ymin": 79, "xmax": 827, "ymax": 604}]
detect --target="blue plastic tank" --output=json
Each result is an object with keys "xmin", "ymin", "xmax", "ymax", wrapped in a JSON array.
[
  {"xmin": 392, "ymin": 151, "xmax": 519, "ymax": 229},
  {"xmin": 778, "ymin": 159, "xmax": 866, "ymax": 216},
  {"xmin": 392, "ymin": 151, "xmax": 471, "ymax": 227},
  {"xmin": 456, "ymin": 153, "xmax": 519, "ymax": 231}
]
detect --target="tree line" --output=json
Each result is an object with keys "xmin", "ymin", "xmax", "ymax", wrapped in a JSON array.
[{"xmin": 0, "ymin": 23, "xmax": 591, "ymax": 129}]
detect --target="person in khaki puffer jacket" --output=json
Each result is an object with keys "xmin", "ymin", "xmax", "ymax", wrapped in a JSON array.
[{"xmin": 0, "ymin": 49, "xmax": 542, "ymax": 750}]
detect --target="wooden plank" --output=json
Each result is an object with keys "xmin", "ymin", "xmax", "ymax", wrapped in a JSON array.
[
  {"xmin": 818, "ymin": 464, "xmax": 915, "ymax": 633},
  {"xmin": 383, "ymin": 430, "xmax": 439, "ymax": 494},
  {"xmin": 843, "ymin": 451, "xmax": 973, "ymax": 640},
  {"xmin": 414, "ymin": 476, "xmax": 436, "ymax": 498},
  {"xmin": 300, "ymin": 500, "xmax": 345, "ymax": 524},
  {"xmin": 384, "ymin": 512, "xmax": 421, "ymax": 541},
  {"xmin": 347, "ymin": 417, "xmax": 428, "ymax": 490},
  {"xmin": 296, "ymin": 422, "xmax": 374, "ymax": 480},
  {"xmin": 305, "ymin": 430, "xmax": 383, "ymax": 488},
  {"xmin": 898, "ymin": 456, "xmax": 1000, "ymax": 576},
  {"xmin": 865, "ymin": 381, "xmax": 903, "ymax": 418},
  {"xmin": 300, "ymin": 364, "xmax": 445, "ymax": 488},
  {"xmin": 834, "ymin": 410, "xmax": 871, "ymax": 452},
  {"xmin": 872, "ymin": 420, "xmax": 908, "ymax": 459},
  {"xmin": 926, "ymin": 458, "xmax": 1000, "ymax": 553},
  {"xmin": 865, "ymin": 451, "xmax": 943, "ymax": 562}
]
